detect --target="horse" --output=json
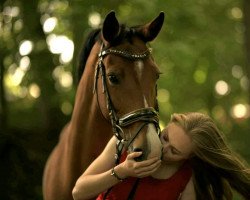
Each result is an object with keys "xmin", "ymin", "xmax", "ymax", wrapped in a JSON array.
[{"xmin": 43, "ymin": 11, "xmax": 164, "ymax": 200}]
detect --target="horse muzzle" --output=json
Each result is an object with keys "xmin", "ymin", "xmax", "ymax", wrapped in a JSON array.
[{"xmin": 117, "ymin": 108, "xmax": 162, "ymax": 161}]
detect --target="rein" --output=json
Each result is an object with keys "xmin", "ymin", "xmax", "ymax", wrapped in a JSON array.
[{"xmin": 93, "ymin": 43, "xmax": 160, "ymax": 200}]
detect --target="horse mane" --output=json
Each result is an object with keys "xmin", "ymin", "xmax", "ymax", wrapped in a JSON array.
[
  {"xmin": 76, "ymin": 24, "xmax": 144, "ymax": 83},
  {"xmin": 76, "ymin": 29, "xmax": 101, "ymax": 83}
]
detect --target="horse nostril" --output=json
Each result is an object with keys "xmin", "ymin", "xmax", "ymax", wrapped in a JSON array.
[
  {"xmin": 133, "ymin": 148, "xmax": 144, "ymax": 162},
  {"xmin": 133, "ymin": 148, "xmax": 143, "ymax": 152}
]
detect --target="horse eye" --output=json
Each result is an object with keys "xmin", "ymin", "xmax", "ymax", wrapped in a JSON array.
[
  {"xmin": 108, "ymin": 74, "xmax": 119, "ymax": 84},
  {"xmin": 156, "ymin": 72, "xmax": 162, "ymax": 80}
]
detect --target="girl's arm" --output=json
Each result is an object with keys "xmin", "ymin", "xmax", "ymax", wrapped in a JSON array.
[
  {"xmin": 180, "ymin": 175, "xmax": 196, "ymax": 200},
  {"xmin": 72, "ymin": 136, "xmax": 161, "ymax": 200}
]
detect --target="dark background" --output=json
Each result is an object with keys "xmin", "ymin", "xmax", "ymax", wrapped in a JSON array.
[{"xmin": 0, "ymin": 0, "xmax": 250, "ymax": 199}]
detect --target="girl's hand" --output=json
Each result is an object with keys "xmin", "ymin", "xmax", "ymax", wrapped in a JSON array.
[{"xmin": 117, "ymin": 152, "xmax": 161, "ymax": 179}]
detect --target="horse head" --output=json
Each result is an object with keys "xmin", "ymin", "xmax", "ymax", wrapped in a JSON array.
[{"xmin": 93, "ymin": 11, "xmax": 165, "ymax": 161}]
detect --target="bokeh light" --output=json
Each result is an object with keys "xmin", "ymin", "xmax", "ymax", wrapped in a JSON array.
[
  {"xmin": 12, "ymin": 68, "xmax": 25, "ymax": 86},
  {"xmin": 88, "ymin": 12, "xmax": 101, "ymax": 28},
  {"xmin": 215, "ymin": 80, "xmax": 230, "ymax": 96},
  {"xmin": 61, "ymin": 101, "xmax": 73, "ymax": 115},
  {"xmin": 59, "ymin": 40, "xmax": 74, "ymax": 64},
  {"xmin": 19, "ymin": 40, "xmax": 33, "ymax": 56},
  {"xmin": 59, "ymin": 72, "xmax": 73, "ymax": 88},
  {"xmin": 240, "ymin": 76, "xmax": 249, "ymax": 91},
  {"xmin": 3, "ymin": 6, "xmax": 20, "ymax": 18},
  {"xmin": 193, "ymin": 69, "xmax": 207, "ymax": 84},
  {"xmin": 19, "ymin": 56, "xmax": 31, "ymax": 71},
  {"xmin": 232, "ymin": 65, "xmax": 243, "ymax": 79},
  {"xmin": 43, "ymin": 17, "xmax": 57, "ymax": 33},
  {"xmin": 231, "ymin": 104, "xmax": 249, "ymax": 119},
  {"xmin": 29, "ymin": 83, "xmax": 41, "ymax": 98},
  {"xmin": 46, "ymin": 34, "xmax": 74, "ymax": 63},
  {"xmin": 14, "ymin": 19, "xmax": 23, "ymax": 32},
  {"xmin": 52, "ymin": 66, "xmax": 73, "ymax": 90},
  {"xmin": 230, "ymin": 7, "xmax": 243, "ymax": 19}
]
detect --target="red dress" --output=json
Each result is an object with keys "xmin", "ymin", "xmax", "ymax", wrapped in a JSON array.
[{"xmin": 96, "ymin": 153, "xmax": 192, "ymax": 200}]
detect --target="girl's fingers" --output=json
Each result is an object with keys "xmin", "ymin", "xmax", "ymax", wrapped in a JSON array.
[
  {"xmin": 127, "ymin": 152, "xmax": 160, "ymax": 165},
  {"xmin": 125, "ymin": 153, "xmax": 161, "ymax": 178},
  {"xmin": 127, "ymin": 151, "xmax": 143, "ymax": 160},
  {"xmin": 135, "ymin": 157, "xmax": 160, "ymax": 167}
]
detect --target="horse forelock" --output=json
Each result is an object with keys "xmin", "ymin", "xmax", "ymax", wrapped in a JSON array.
[{"xmin": 107, "ymin": 24, "xmax": 148, "ymax": 47}]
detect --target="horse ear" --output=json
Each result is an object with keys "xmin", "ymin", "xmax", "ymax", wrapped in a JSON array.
[
  {"xmin": 102, "ymin": 11, "xmax": 120, "ymax": 44},
  {"xmin": 136, "ymin": 12, "xmax": 165, "ymax": 42}
]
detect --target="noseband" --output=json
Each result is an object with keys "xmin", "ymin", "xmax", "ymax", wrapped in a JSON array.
[{"xmin": 93, "ymin": 43, "xmax": 160, "ymax": 163}]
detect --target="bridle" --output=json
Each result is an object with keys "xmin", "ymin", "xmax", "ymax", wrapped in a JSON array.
[{"xmin": 93, "ymin": 43, "xmax": 161, "ymax": 164}]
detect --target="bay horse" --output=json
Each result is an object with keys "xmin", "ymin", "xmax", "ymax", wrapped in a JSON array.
[{"xmin": 43, "ymin": 11, "xmax": 164, "ymax": 200}]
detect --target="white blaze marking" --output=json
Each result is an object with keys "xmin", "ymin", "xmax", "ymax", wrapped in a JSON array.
[
  {"xmin": 135, "ymin": 60, "xmax": 147, "ymax": 108},
  {"xmin": 143, "ymin": 96, "xmax": 148, "ymax": 108},
  {"xmin": 135, "ymin": 60, "xmax": 144, "ymax": 80}
]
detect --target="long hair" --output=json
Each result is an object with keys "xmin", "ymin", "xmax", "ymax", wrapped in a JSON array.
[{"xmin": 170, "ymin": 112, "xmax": 250, "ymax": 200}]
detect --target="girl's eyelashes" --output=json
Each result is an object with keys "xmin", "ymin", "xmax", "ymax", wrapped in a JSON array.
[{"xmin": 170, "ymin": 148, "xmax": 178, "ymax": 155}]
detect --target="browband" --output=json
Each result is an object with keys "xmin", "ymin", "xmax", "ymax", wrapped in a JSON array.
[{"xmin": 99, "ymin": 48, "xmax": 152, "ymax": 60}]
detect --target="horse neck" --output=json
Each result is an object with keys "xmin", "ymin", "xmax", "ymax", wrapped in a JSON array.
[{"xmin": 68, "ymin": 43, "xmax": 113, "ymax": 159}]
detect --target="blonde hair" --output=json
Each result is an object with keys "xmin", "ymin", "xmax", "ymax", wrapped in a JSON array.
[{"xmin": 170, "ymin": 112, "xmax": 250, "ymax": 200}]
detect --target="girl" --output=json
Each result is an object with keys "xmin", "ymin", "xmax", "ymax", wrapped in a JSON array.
[{"xmin": 72, "ymin": 112, "xmax": 250, "ymax": 200}]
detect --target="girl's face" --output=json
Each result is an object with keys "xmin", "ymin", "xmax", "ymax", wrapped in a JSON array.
[{"xmin": 160, "ymin": 123, "xmax": 193, "ymax": 164}]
